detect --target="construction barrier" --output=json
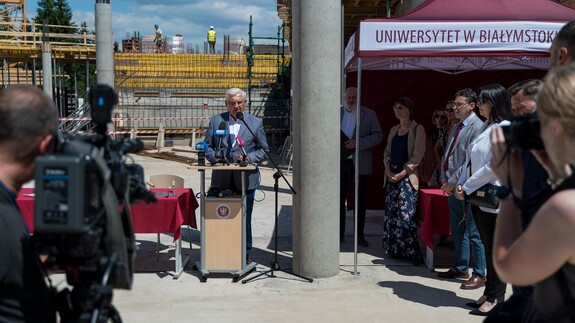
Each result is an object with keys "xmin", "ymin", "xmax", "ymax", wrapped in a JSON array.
[{"xmin": 59, "ymin": 116, "xmax": 290, "ymax": 148}]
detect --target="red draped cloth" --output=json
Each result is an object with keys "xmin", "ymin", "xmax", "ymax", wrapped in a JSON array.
[
  {"xmin": 17, "ymin": 187, "xmax": 198, "ymax": 242},
  {"xmin": 418, "ymin": 188, "xmax": 451, "ymax": 251}
]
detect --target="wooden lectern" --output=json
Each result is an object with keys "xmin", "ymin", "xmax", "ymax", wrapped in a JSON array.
[{"xmin": 188, "ymin": 164, "xmax": 257, "ymax": 282}]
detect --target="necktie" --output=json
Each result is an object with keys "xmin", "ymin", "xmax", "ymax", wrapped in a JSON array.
[{"xmin": 443, "ymin": 123, "xmax": 463, "ymax": 172}]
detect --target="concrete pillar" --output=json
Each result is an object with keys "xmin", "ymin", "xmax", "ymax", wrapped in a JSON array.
[
  {"xmin": 292, "ymin": 1, "xmax": 341, "ymax": 278},
  {"xmin": 42, "ymin": 42, "xmax": 52, "ymax": 98},
  {"xmin": 95, "ymin": 0, "xmax": 114, "ymax": 87}
]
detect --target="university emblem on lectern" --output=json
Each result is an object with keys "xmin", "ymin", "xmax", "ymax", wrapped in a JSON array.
[{"xmin": 216, "ymin": 204, "xmax": 231, "ymax": 218}]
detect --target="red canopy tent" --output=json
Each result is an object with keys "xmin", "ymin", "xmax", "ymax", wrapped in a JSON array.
[{"xmin": 344, "ymin": 0, "xmax": 575, "ymax": 209}]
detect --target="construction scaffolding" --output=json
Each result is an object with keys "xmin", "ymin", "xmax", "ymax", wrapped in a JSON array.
[
  {"xmin": 113, "ymin": 51, "xmax": 291, "ymax": 149},
  {"xmin": 247, "ymin": 16, "xmax": 291, "ymax": 159},
  {"xmin": 0, "ymin": 3, "xmax": 291, "ymax": 151}
]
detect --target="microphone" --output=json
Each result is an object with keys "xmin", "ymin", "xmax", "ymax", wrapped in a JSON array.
[
  {"xmin": 195, "ymin": 141, "xmax": 208, "ymax": 166},
  {"xmin": 236, "ymin": 112, "xmax": 244, "ymax": 120},
  {"xmin": 214, "ymin": 121, "xmax": 227, "ymax": 160},
  {"xmin": 214, "ymin": 121, "xmax": 227, "ymax": 136},
  {"xmin": 236, "ymin": 136, "xmax": 248, "ymax": 162}
]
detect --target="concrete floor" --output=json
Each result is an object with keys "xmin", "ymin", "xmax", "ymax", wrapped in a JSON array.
[{"xmin": 47, "ymin": 151, "xmax": 508, "ymax": 323}]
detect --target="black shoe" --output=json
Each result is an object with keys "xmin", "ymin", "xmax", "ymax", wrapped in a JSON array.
[
  {"xmin": 358, "ymin": 236, "xmax": 369, "ymax": 247},
  {"xmin": 466, "ymin": 301, "xmax": 484, "ymax": 309},
  {"xmin": 484, "ymin": 295, "xmax": 526, "ymax": 323},
  {"xmin": 469, "ymin": 301, "xmax": 500, "ymax": 316}
]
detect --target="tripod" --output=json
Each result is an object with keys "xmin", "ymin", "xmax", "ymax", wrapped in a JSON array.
[
  {"xmin": 242, "ymin": 171, "xmax": 313, "ymax": 284},
  {"xmin": 59, "ymin": 253, "xmax": 124, "ymax": 323},
  {"xmin": 233, "ymin": 111, "xmax": 312, "ymax": 284}
]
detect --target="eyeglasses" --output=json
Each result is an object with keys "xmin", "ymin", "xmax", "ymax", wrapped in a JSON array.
[
  {"xmin": 453, "ymin": 101, "xmax": 468, "ymax": 108},
  {"xmin": 228, "ymin": 100, "xmax": 245, "ymax": 105},
  {"xmin": 392, "ymin": 105, "xmax": 404, "ymax": 110},
  {"xmin": 445, "ymin": 108, "xmax": 454, "ymax": 113},
  {"xmin": 478, "ymin": 97, "xmax": 489, "ymax": 105},
  {"xmin": 434, "ymin": 115, "xmax": 447, "ymax": 120}
]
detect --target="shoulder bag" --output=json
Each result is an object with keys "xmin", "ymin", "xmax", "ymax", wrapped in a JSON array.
[{"xmin": 464, "ymin": 158, "xmax": 500, "ymax": 209}]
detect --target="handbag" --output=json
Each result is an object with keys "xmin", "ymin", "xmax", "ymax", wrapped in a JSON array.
[
  {"xmin": 465, "ymin": 183, "xmax": 500, "ymax": 209},
  {"xmin": 463, "ymin": 156, "xmax": 500, "ymax": 209}
]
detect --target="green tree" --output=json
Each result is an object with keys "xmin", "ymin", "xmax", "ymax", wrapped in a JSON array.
[
  {"xmin": 34, "ymin": 0, "xmax": 76, "ymax": 37},
  {"xmin": 79, "ymin": 21, "xmax": 95, "ymax": 45},
  {"xmin": 34, "ymin": 0, "xmax": 91, "ymax": 112}
]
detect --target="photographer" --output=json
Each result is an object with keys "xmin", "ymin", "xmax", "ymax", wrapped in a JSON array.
[
  {"xmin": 485, "ymin": 79, "xmax": 552, "ymax": 323},
  {"xmin": 491, "ymin": 65, "xmax": 575, "ymax": 322},
  {"xmin": 0, "ymin": 86, "xmax": 57, "ymax": 322}
]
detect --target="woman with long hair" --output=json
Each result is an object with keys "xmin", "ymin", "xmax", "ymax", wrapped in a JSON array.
[
  {"xmin": 455, "ymin": 84, "xmax": 513, "ymax": 315},
  {"xmin": 491, "ymin": 64, "xmax": 575, "ymax": 322}
]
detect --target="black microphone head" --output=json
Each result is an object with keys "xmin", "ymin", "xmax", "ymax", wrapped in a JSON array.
[
  {"xmin": 218, "ymin": 121, "xmax": 227, "ymax": 130},
  {"xmin": 236, "ymin": 112, "xmax": 244, "ymax": 120}
]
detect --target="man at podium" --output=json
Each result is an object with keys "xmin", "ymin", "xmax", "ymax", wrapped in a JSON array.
[{"xmin": 204, "ymin": 88, "xmax": 270, "ymax": 264}]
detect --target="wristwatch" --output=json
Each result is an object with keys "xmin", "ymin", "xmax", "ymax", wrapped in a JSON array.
[{"xmin": 496, "ymin": 185, "xmax": 511, "ymax": 199}]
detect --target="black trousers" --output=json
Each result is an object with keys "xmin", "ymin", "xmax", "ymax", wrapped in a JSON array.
[
  {"xmin": 340, "ymin": 159, "xmax": 367, "ymax": 238},
  {"xmin": 471, "ymin": 204, "xmax": 506, "ymax": 302}
]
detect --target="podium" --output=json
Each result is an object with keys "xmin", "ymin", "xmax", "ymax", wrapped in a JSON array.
[{"xmin": 189, "ymin": 164, "xmax": 257, "ymax": 282}]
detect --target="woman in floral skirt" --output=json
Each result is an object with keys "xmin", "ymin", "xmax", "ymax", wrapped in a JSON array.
[{"xmin": 382, "ymin": 97, "xmax": 426, "ymax": 263}]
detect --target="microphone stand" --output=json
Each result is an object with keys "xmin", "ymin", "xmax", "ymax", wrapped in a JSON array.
[{"xmin": 237, "ymin": 113, "xmax": 313, "ymax": 284}]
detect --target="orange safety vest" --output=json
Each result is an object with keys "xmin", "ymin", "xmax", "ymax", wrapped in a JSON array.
[{"xmin": 207, "ymin": 30, "xmax": 216, "ymax": 42}]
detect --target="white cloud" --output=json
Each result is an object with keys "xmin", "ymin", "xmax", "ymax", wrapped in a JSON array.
[
  {"xmin": 70, "ymin": 0, "xmax": 285, "ymax": 51},
  {"xmin": 26, "ymin": 0, "xmax": 284, "ymax": 51}
]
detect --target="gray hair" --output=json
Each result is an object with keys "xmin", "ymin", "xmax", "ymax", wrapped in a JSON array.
[{"xmin": 225, "ymin": 88, "xmax": 247, "ymax": 102}]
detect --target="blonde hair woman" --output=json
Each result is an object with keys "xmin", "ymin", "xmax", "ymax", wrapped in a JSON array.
[{"xmin": 491, "ymin": 64, "xmax": 575, "ymax": 322}]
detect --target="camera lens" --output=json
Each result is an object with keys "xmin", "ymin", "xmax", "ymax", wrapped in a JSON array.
[{"xmin": 505, "ymin": 115, "xmax": 544, "ymax": 150}]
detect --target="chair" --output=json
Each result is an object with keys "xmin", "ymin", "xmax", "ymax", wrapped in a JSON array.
[
  {"xmin": 148, "ymin": 174, "xmax": 184, "ymax": 189},
  {"xmin": 146, "ymin": 174, "xmax": 191, "ymax": 259}
]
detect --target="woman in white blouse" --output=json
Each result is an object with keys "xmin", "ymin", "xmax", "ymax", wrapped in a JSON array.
[{"xmin": 455, "ymin": 84, "xmax": 513, "ymax": 316}]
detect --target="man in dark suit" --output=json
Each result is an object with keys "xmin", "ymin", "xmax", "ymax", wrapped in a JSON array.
[
  {"xmin": 0, "ymin": 85, "xmax": 58, "ymax": 322},
  {"xmin": 437, "ymin": 88, "xmax": 486, "ymax": 290},
  {"xmin": 205, "ymin": 88, "xmax": 269, "ymax": 263},
  {"xmin": 340, "ymin": 87, "xmax": 382, "ymax": 247}
]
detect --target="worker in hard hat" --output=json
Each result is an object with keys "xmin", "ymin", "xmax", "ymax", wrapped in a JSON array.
[
  {"xmin": 154, "ymin": 24, "xmax": 163, "ymax": 53},
  {"xmin": 207, "ymin": 26, "xmax": 216, "ymax": 54}
]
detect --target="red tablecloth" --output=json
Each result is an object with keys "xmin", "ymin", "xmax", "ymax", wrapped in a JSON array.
[
  {"xmin": 418, "ymin": 188, "xmax": 451, "ymax": 251},
  {"xmin": 17, "ymin": 187, "xmax": 199, "ymax": 242}
]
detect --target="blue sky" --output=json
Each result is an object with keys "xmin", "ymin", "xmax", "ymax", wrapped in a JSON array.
[{"xmin": 25, "ymin": 0, "xmax": 285, "ymax": 51}]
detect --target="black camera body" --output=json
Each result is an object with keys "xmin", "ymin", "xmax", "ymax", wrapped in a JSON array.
[
  {"xmin": 32, "ymin": 84, "xmax": 155, "ymax": 322},
  {"xmin": 501, "ymin": 114, "xmax": 543, "ymax": 150}
]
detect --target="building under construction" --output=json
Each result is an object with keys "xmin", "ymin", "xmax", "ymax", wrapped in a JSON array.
[{"xmin": 0, "ymin": 1, "xmax": 290, "ymax": 151}]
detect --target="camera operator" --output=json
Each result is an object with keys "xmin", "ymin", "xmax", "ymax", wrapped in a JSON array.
[
  {"xmin": 488, "ymin": 20, "xmax": 575, "ymax": 323},
  {"xmin": 0, "ymin": 85, "xmax": 58, "ymax": 322},
  {"xmin": 484, "ymin": 79, "xmax": 552, "ymax": 323},
  {"xmin": 491, "ymin": 65, "xmax": 575, "ymax": 322}
]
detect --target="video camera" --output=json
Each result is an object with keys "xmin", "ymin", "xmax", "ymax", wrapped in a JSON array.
[
  {"xmin": 501, "ymin": 113, "xmax": 544, "ymax": 150},
  {"xmin": 32, "ymin": 84, "xmax": 156, "ymax": 322}
]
